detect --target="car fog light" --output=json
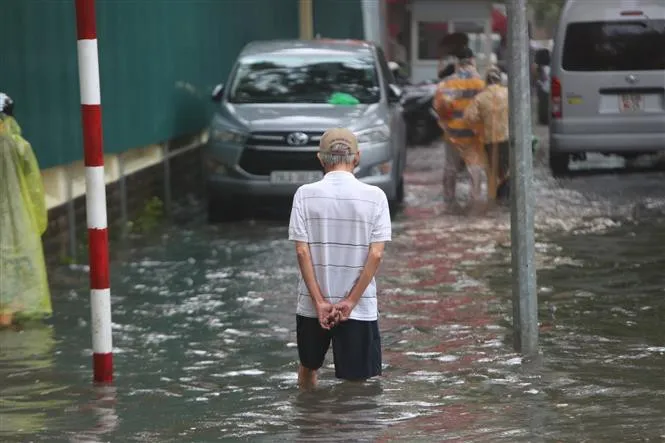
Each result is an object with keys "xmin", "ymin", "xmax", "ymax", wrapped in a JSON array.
[{"xmin": 205, "ymin": 157, "xmax": 228, "ymax": 175}]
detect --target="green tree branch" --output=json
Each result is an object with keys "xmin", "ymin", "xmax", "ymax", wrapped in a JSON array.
[{"xmin": 529, "ymin": 0, "xmax": 565, "ymax": 28}]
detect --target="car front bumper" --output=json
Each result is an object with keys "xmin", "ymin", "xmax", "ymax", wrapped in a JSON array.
[
  {"xmin": 207, "ymin": 172, "xmax": 396, "ymax": 201},
  {"xmin": 205, "ymin": 138, "xmax": 399, "ymax": 201}
]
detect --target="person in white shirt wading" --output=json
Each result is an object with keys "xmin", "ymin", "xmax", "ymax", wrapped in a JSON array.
[{"xmin": 288, "ymin": 128, "xmax": 392, "ymax": 390}]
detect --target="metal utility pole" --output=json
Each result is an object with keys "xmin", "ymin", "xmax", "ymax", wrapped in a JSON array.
[{"xmin": 506, "ymin": 0, "xmax": 539, "ymax": 357}]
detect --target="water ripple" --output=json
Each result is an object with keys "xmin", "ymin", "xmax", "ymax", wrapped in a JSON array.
[{"xmin": 3, "ymin": 141, "xmax": 664, "ymax": 441}]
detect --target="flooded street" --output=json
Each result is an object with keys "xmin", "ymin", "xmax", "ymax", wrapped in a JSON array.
[{"xmin": 2, "ymin": 128, "xmax": 665, "ymax": 442}]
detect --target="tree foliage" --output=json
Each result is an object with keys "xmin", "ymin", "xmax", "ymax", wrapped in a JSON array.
[{"xmin": 529, "ymin": 0, "xmax": 566, "ymax": 29}]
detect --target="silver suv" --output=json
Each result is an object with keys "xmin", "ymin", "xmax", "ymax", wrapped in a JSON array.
[{"xmin": 204, "ymin": 39, "xmax": 407, "ymax": 222}]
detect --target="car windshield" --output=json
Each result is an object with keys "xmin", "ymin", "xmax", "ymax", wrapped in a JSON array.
[
  {"xmin": 227, "ymin": 51, "xmax": 381, "ymax": 104},
  {"xmin": 562, "ymin": 20, "xmax": 665, "ymax": 71}
]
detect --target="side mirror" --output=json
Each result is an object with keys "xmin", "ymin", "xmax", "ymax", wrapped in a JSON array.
[
  {"xmin": 535, "ymin": 49, "xmax": 550, "ymax": 66},
  {"xmin": 211, "ymin": 83, "xmax": 224, "ymax": 102},
  {"xmin": 388, "ymin": 84, "xmax": 403, "ymax": 103},
  {"xmin": 388, "ymin": 61, "xmax": 400, "ymax": 73},
  {"xmin": 388, "ymin": 61, "xmax": 410, "ymax": 85}
]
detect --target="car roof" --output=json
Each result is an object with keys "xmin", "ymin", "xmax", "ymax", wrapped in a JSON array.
[{"xmin": 239, "ymin": 39, "xmax": 375, "ymax": 58}]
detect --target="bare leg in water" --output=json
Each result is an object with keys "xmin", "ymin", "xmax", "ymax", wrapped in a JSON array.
[
  {"xmin": 0, "ymin": 313, "xmax": 13, "ymax": 328},
  {"xmin": 443, "ymin": 141, "xmax": 464, "ymax": 211},
  {"xmin": 466, "ymin": 164, "xmax": 487, "ymax": 215},
  {"xmin": 463, "ymin": 142, "xmax": 489, "ymax": 215},
  {"xmin": 442, "ymin": 168, "xmax": 457, "ymax": 202},
  {"xmin": 298, "ymin": 364, "xmax": 318, "ymax": 390}
]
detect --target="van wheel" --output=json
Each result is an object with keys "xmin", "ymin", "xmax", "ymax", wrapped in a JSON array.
[
  {"xmin": 389, "ymin": 201, "xmax": 400, "ymax": 219},
  {"xmin": 207, "ymin": 194, "xmax": 244, "ymax": 223},
  {"xmin": 549, "ymin": 152, "xmax": 569, "ymax": 178}
]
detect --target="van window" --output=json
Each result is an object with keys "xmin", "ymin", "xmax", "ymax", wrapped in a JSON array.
[{"xmin": 562, "ymin": 20, "xmax": 665, "ymax": 71}]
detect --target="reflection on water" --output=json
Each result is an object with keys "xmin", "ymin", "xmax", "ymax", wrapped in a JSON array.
[
  {"xmin": 0, "ymin": 326, "xmax": 119, "ymax": 442},
  {"xmin": 0, "ymin": 325, "xmax": 60, "ymax": 437},
  {"xmin": 285, "ymin": 382, "xmax": 385, "ymax": 442},
  {"xmin": 2, "ymin": 144, "xmax": 664, "ymax": 441},
  {"xmin": 69, "ymin": 386, "xmax": 119, "ymax": 443}
]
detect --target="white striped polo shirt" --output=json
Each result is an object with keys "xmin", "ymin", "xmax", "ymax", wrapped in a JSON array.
[{"xmin": 288, "ymin": 171, "xmax": 392, "ymax": 321}]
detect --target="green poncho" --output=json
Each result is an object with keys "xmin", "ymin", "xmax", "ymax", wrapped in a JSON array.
[{"xmin": 0, "ymin": 114, "xmax": 51, "ymax": 320}]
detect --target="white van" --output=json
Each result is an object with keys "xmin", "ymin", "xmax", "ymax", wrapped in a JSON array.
[{"xmin": 548, "ymin": 0, "xmax": 665, "ymax": 176}]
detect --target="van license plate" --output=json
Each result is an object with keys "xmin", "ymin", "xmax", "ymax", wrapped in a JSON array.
[
  {"xmin": 270, "ymin": 170, "xmax": 323, "ymax": 184},
  {"xmin": 619, "ymin": 94, "xmax": 643, "ymax": 112}
]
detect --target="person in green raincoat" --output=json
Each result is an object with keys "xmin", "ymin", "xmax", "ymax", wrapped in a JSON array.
[{"xmin": 0, "ymin": 93, "xmax": 51, "ymax": 327}]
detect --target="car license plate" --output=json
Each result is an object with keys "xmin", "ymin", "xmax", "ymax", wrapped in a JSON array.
[
  {"xmin": 270, "ymin": 170, "xmax": 322, "ymax": 184},
  {"xmin": 619, "ymin": 94, "xmax": 643, "ymax": 112}
]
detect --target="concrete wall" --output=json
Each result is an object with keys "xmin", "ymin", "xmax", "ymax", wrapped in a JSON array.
[{"xmin": 43, "ymin": 134, "xmax": 206, "ymax": 265}]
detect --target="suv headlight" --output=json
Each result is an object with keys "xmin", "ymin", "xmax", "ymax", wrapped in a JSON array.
[
  {"xmin": 204, "ymin": 154, "xmax": 230, "ymax": 176},
  {"xmin": 356, "ymin": 125, "xmax": 390, "ymax": 144},
  {"xmin": 211, "ymin": 128, "xmax": 246, "ymax": 144}
]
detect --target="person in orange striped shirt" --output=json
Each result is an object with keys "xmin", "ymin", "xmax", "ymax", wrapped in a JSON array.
[{"xmin": 433, "ymin": 47, "xmax": 486, "ymax": 211}]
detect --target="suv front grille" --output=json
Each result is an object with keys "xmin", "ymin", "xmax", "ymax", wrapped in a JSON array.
[
  {"xmin": 247, "ymin": 131, "xmax": 323, "ymax": 148},
  {"xmin": 238, "ymin": 147, "xmax": 322, "ymax": 175}
]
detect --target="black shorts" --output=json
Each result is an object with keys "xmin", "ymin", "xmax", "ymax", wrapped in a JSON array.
[{"xmin": 296, "ymin": 315, "xmax": 382, "ymax": 381}]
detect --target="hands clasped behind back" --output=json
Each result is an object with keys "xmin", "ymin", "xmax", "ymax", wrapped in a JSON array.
[{"xmin": 316, "ymin": 298, "xmax": 356, "ymax": 330}]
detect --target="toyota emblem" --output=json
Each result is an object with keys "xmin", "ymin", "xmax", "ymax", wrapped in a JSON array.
[
  {"xmin": 626, "ymin": 74, "xmax": 638, "ymax": 84},
  {"xmin": 286, "ymin": 132, "xmax": 309, "ymax": 146}
]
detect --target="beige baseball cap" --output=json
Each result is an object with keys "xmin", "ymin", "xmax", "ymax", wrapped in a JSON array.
[{"xmin": 319, "ymin": 128, "xmax": 359, "ymax": 155}]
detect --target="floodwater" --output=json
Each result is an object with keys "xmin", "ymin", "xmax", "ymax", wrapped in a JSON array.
[{"xmin": 1, "ymin": 135, "xmax": 665, "ymax": 442}]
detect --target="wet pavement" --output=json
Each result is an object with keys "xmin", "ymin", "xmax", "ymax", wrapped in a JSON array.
[{"xmin": 1, "ymin": 125, "xmax": 665, "ymax": 442}]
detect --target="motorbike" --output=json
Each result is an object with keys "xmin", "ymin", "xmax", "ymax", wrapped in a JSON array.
[
  {"xmin": 400, "ymin": 81, "xmax": 442, "ymax": 147},
  {"xmin": 389, "ymin": 62, "xmax": 442, "ymax": 147}
]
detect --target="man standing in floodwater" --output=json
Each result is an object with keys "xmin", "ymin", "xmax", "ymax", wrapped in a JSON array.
[
  {"xmin": 433, "ymin": 46, "xmax": 486, "ymax": 213},
  {"xmin": 288, "ymin": 128, "xmax": 392, "ymax": 390}
]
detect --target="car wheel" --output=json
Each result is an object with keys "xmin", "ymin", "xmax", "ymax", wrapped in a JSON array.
[
  {"xmin": 549, "ymin": 152, "xmax": 569, "ymax": 178},
  {"xmin": 404, "ymin": 118, "xmax": 416, "ymax": 146},
  {"xmin": 207, "ymin": 194, "xmax": 244, "ymax": 223},
  {"xmin": 389, "ymin": 201, "xmax": 399, "ymax": 219},
  {"xmin": 395, "ymin": 176, "xmax": 405, "ymax": 203},
  {"xmin": 388, "ymin": 176, "xmax": 405, "ymax": 219}
]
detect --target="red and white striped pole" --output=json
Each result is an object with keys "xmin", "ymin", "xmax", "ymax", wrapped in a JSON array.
[{"xmin": 75, "ymin": 0, "xmax": 113, "ymax": 384}]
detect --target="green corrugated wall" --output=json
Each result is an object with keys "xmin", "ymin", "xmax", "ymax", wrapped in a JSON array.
[
  {"xmin": 0, "ymin": 0, "xmax": 303, "ymax": 169},
  {"xmin": 1, "ymin": 0, "xmax": 364, "ymax": 169},
  {"xmin": 313, "ymin": 0, "xmax": 365, "ymax": 40}
]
